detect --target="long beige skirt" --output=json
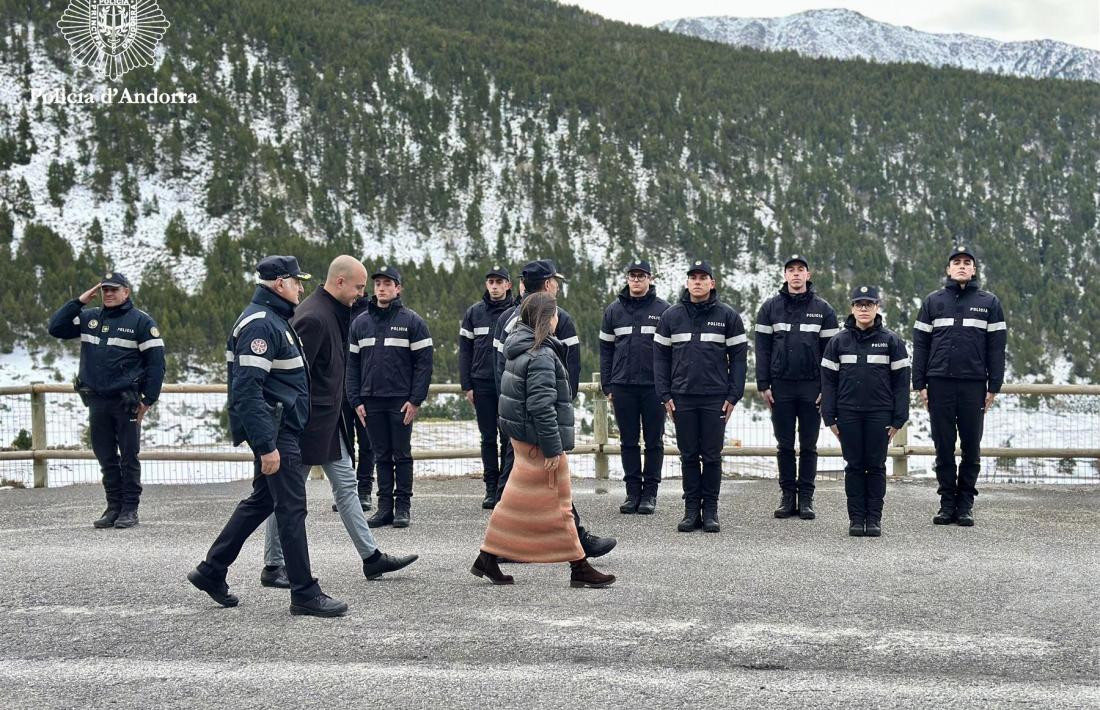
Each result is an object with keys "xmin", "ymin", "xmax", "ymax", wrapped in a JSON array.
[{"xmin": 481, "ymin": 439, "xmax": 585, "ymax": 563}]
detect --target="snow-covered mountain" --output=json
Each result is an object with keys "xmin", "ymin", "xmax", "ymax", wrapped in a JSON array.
[{"xmin": 658, "ymin": 8, "xmax": 1100, "ymax": 83}]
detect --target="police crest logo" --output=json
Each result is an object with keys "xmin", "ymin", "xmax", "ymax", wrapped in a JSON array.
[
  {"xmin": 88, "ymin": 319, "xmax": 99, "ymax": 329},
  {"xmin": 250, "ymin": 339, "xmax": 268, "ymax": 355},
  {"xmin": 150, "ymin": 327, "xmax": 160, "ymax": 338},
  {"xmin": 57, "ymin": 0, "xmax": 171, "ymax": 81}
]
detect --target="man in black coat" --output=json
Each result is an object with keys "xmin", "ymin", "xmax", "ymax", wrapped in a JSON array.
[{"xmin": 261, "ymin": 256, "xmax": 417, "ymax": 587}]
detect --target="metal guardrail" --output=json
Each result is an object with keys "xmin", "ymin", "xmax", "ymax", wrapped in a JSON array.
[{"xmin": 2, "ymin": 378, "xmax": 1099, "ymax": 488}]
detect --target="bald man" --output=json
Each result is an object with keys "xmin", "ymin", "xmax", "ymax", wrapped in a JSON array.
[{"xmin": 261, "ymin": 255, "xmax": 417, "ymax": 588}]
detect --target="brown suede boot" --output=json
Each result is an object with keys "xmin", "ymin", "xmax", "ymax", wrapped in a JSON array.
[
  {"xmin": 569, "ymin": 558, "xmax": 616, "ymax": 589},
  {"xmin": 470, "ymin": 550, "xmax": 514, "ymax": 585}
]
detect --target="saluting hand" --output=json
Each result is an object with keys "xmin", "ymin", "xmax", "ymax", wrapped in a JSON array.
[
  {"xmin": 78, "ymin": 284, "xmax": 100, "ymax": 304},
  {"xmin": 260, "ymin": 449, "xmax": 281, "ymax": 475}
]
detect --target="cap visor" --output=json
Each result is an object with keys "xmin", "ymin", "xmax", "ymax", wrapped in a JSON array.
[
  {"xmin": 294, "ymin": 272, "xmax": 312, "ymax": 280},
  {"xmin": 100, "ymin": 281, "xmax": 125, "ymax": 288}
]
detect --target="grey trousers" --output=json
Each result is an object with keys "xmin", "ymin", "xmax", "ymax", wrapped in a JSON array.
[{"xmin": 264, "ymin": 439, "xmax": 378, "ymax": 566}]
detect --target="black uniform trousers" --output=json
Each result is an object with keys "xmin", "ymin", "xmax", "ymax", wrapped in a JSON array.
[
  {"xmin": 363, "ymin": 396, "xmax": 414, "ymax": 507},
  {"xmin": 610, "ymin": 384, "xmax": 665, "ymax": 498},
  {"xmin": 769, "ymin": 379, "xmax": 822, "ymax": 497},
  {"xmin": 199, "ymin": 430, "xmax": 321, "ymax": 604},
  {"xmin": 352, "ymin": 414, "xmax": 375, "ymax": 497},
  {"xmin": 927, "ymin": 377, "xmax": 986, "ymax": 511},
  {"xmin": 672, "ymin": 397, "xmax": 727, "ymax": 505},
  {"xmin": 472, "ymin": 379, "xmax": 507, "ymax": 492},
  {"xmin": 88, "ymin": 394, "xmax": 142, "ymax": 510},
  {"xmin": 836, "ymin": 409, "xmax": 891, "ymax": 524}
]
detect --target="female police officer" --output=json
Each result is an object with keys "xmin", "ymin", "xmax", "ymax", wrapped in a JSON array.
[{"xmin": 820, "ymin": 286, "xmax": 910, "ymax": 537}]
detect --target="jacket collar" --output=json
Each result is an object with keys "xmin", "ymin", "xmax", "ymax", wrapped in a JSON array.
[
  {"xmin": 369, "ymin": 295, "xmax": 403, "ymax": 316},
  {"xmin": 779, "ymin": 282, "xmax": 814, "ymax": 303},
  {"xmin": 680, "ymin": 287, "xmax": 718, "ymax": 311},
  {"xmin": 844, "ymin": 313, "xmax": 883, "ymax": 339},
  {"xmin": 483, "ymin": 290, "xmax": 514, "ymax": 312},
  {"xmin": 103, "ymin": 298, "xmax": 134, "ymax": 317},
  {"xmin": 944, "ymin": 277, "xmax": 980, "ymax": 293},
  {"xmin": 252, "ymin": 285, "xmax": 296, "ymax": 319}
]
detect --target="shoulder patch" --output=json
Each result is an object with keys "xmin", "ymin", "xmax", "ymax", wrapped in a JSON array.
[
  {"xmin": 150, "ymin": 326, "xmax": 160, "ymax": 338},
  {"xmin": 250, "ymin": 339, "xmax": 269, "ymax": 355}
]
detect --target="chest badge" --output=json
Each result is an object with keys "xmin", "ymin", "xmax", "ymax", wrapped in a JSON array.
[
  {"xmin": 250, "ymin": 339, "xmax": 268, "ymax": 355},
  {"xmin": 101, "ymin": 325, "xmax": 109, "ymax": 333},
  {"xmin": 88, "ymin": 319, "xmax": 99, "ymax": 329}
]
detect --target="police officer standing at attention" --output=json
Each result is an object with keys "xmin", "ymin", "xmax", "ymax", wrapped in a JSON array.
[
  {"xmin": 188, "ymin": 256, "xmax": 347, "ymax": 617},
  {"xmin": 599, "ymin": 260, "xmax": 670, "ymax": 515},
  {"xmin": 492, "ymin": 259, "xmax": 616, "ymax": 559},
  {"xmin": 349, "ymin": 292, "xmax": 376, "ymax": 511},
  {"xmin": 820, "ymin": 286, "xmax": 910, "ymax": 537},
  {"xmin": 913, "ymin": 246, "xmax": 1006, "ymax": 527},
  {"xmin": 653, "ymin": 260, "xmax": 748, "ymax": 534},
  {"xmin": 755, "ymin": 255, "xmax": 839, "ymax": 520},
  {"xmin": 460, "ymin": 265, "xmax": 516, "ymax": 509},
  {"xmin": 346, "ymin": 265, "xmax": 434, "ymax": 529},
  {"xmin": 48, "ymin": 272, "xmax": 165, "ymax": 529}
]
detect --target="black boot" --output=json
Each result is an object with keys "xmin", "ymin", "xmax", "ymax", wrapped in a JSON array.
[
  {"xmin": 113, "ymin": 507, "xmax": 139, "ymax": 529},
  {"xmin": 619, "ymin": 495, "xmax": 639, "ymax": 514},
  {"xmin": 363, "ymin": 551, "xmax": 419, "ymax": 580},
  {"xmin": 187, "ymin": 568, "xmax": 239, "ymax": 608},
  {"xmin": 798, "ymin": 496, "xmax": 816, "ymax": 520},
  {"xmin": 470, "ymin": 550, "xmax": 514, "ymax": 585},
  {"xmin": 636, "ymin": 495, "xmax": 657, "ymax": 515},
  {"xmin": 579, "ymin": 527, "xmax": 616, "ymax": 558},
  {"xmin": 392, "ymin": 500, "xmax": 411, "ymax": 528},
  {"xmin": 773, "ymin": 492, "xmax": 796, "ymax": 519},
  {"xmin": 93, "ymin": 508, "xmax": 119, "ymax": 529},
  {"xmin": 569, "ymin": 558, "xmax": 616, "ymax": 588},
  {"xmin": 677, "ymin": 501, "xmax": 702, "ymax": 533},
  {"xmin": 933, "ymin": 495, "xmax": 956, "ymax": 525},
  {"xmin": 260, "ymin": 565, "xmax": 291, "ymax": 589},
  {"xmin": 955, "ymin": 509, "xmax": 975, "ymax": 527},
  {"xmin": 289, "ymin": 593, "xmax": 348, "ymax": 617},
  {"xmin": 359, "ymin": 493, "xmax": 372, "ymax": 511},
  {"xmin": 482, "ymin": 481, "xmax": 497, "ymax": 509},
  {"xmin": 865, "ymin": 519, "xmax": 882, "ymax": 537},
  {"xmin": 701, "ymin": 500, "xmax": 720, "ymax": 533},
  {"xmin": 367, "ymin": 498, "xmax": 394, "ymax": 528},
  {"xmin": 849, "ymin": 520, "xmax": 866, "ymax": 537}
]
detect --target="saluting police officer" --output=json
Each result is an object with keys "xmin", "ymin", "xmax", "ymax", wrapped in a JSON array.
[
  {"xmin": 820, "ymin": 286, "xmax": 910, "ymax": 537},
  {"xmin": 188, "ymin": 256, "xmax": 347, "ymax": 617},
  {"xmin": 346, "ymin": 265, "xmax": 434, "ymax": 529},
  {"xmin": 913, "ymin": 246, "xmax": 1006, "ymax": 527},
  {"xmin": 459, "ymin": 265, "xmax": 516, "ymax": 509},
  {"xmin": 599, "ymin": 260, "xmax": 670, "ymax": 515},
  {"xmin": 492, "ymin": 258, "xmax": 616, "ymax": 559},
  {"xmin": 48, "ymin": 272, "xmax": 165, "ymax": 529},
  {"xmin": 755, "ymin": 255, "xmax": 839, "ymax": 520},
  {"xmin": 653, "ymin": 260, "xmax": 748, "ymax": 534}
]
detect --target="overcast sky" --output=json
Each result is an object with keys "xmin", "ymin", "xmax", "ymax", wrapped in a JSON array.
[{"xmin": 563, "ymin": 1, "xmax": 1100, "ymax": 51}]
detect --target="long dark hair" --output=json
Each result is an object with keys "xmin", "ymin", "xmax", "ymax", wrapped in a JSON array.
[{"xmin": 520, "ymin": 292, "xmax": 557, "ymax": 353}]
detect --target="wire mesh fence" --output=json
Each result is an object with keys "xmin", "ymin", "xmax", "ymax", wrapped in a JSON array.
[{"xmin": 1, "ymin": 383, "xmax": 1098, "ymax": 488}]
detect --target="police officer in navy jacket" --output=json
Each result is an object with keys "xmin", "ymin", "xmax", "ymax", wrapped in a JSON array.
[
  {"xmin": 754, "ymin": 255, "xmax": 839, "ymax": 520},
  {"xmin": 346, "ymin": 265, "xmax": 434, "ymax": 529},
  {"xmin": 48, "ymin": 271, "xmax": 165, "ymax": 529},
  {"xmin": 459, "ymin": 265, "xmax": 516, "ymax": 509},
  {"xmin": 599, "ymin": 260, "xmax": 670, "ymax": 515},
  {"xmin": 653, "ymin": 260, "xmax": 748, "ymax": 534},
  {"xmin": 188, "ymin": 256, "xmax": 348, "ymax": 617},
  {"xmin": 913, "ymin": 246, "xmax": 1007, "ymax": 527},
  {"xmin": 821, "ymin": 286, "xmax": 910, "ymax": 538}
]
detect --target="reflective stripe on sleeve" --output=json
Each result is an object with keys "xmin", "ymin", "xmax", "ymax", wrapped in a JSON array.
[
  {"xmin": 238, "ymin": 355, "xmax": 272, "ymax": 371},
  {"xmin": 820, "ymin": 358, "xmax": 839, "ymax": 371},
  {"xmin": 473, "ymin": 327, "xmax": 491, "ymax": 335},
  {"xmin": 755, "ymin": 324, "xmax": 773, "ymax": 334},
  {"xmin": 225, "ymin": 351, "xmax": 234, "ymax": 362},
  {"xmin": 914, "ymin": 321, "xmax": 933, "ymax": 333},
  {"xmin": 599, "ymin": 331, "xmax": 616, "ymax": 342},
  {"xmin": 410, "ymin": 337, "xmax": 433, "ymax": 351},
  {"xmin": 819, "ymin": 328, "xmax": 839, "ymax": 338},
  {"xmin": 270, "ymin": 356, "xmax": 304, "ymax": 370},
  {"xmin": 726, "ymin": 334, "xmax": 748, "ymax": 346},
  {"xmin": 653, "ymin": 333, "xmax": 672, "ymax": 347},
  {"xmin": 459, "ymin": 328, "xmax": 475, "ymax": 340},
  {"xmin": 891, "ymin": 358, "xmax": 911, "ymax": 370},
  {"xmin": 138, "ymin": 338, "xmax": 164, "ymax": 351},
  {"xmin": 986, "ymin": 321, "xmax": 1007, "ymax": 332},
  {"xmin": 232, "ymin": 311, "xmax": 266, "ymax": 337},
  {"xmin": 560, "ymin": 336, "xmax": 580, "ymax": 347}
]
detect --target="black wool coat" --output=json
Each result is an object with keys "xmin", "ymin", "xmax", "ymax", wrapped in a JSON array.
[{"xmin": 292, "ymin": 286, "xmax": 354, "ymax": 465}]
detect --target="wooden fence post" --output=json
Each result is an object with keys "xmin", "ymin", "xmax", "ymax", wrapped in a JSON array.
[
  {"xmin": 892, "ymin": 423, "xmax": 909, "ymax": 478},
  {"xmin": 30, "ymin": 383, "xmax": 48, "ymax": 488},
  {"xmin": 592, "ymin": 374, "xmax": 609, "ymax": 494}
]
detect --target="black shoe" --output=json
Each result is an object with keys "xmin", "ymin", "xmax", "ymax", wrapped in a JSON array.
[
  {"xmin": 701, "ymin": 502, "xmax": 720, "ymax": 533},
  {"xmin": 187, "ymin": 568, "xmax": 239, "ymax": 608},
  {"xmin": 392, "ymin": 505, "xmax": 410, "ymax": 528},
  {"xmin": 93, "ymin": 508, "xmax": 119, "ymax": 529},
  {"xmin": 798, "ymin": 497, "xmax": 816, "ymax": 520},
  {"xmin": 619, "ymin": 496, "xmax": 639, "ymax": 514},
  {"xmin": 481, "ymin": 493, "xmax": 496, "ymax": 510},
  {"xmin": 636, "ymin": 495, "xmax": 657, "ymax": 515},
  {"xmin": 289, "ymin": 593, "xmax": 348, "ymax": 618},
  {"xmin": 360, "ymin": 494, "xmax": 372, "ymax": 511},
  {"xmin": 331, "ymin": 503, "xmax": 338, "ymax": 512},
  {"xmin": 367, "ymin": 509, "xmax": 393, "ymax": 528},
  {"xmin": 933, "ymin": 506, "xmax": 956, "ymax": 525},
  {"xmin": 865, "ymin": 521, "xmax": 882, "ymax": 537},
  {"xmin": 260, "ymin": 566, "xmax": 291, "ymax": 589},
  {"xmin": 579, "ymin": 529, "xmax": 616, "ymax": 558},
  {"xmin": 849, "ymin": 521, "xmax": 865, "ymax": 537},
  {"xmin": 113, "ymin": 508, "xmax": 139, "ymax": 529},
  {"xmin": 363, "ymin": 552, "xmax": 418, "ymax": 579},
  {"xmin": 677, "ymin": 503, "xmax": 702, "ymax": 533},
  {"xmin": 955, "ymin": 509, "xmax": 975, "ymax": 527},
  {"xmin": 773, "ymin": 492, "xmax": 796, "ymax": 519}
]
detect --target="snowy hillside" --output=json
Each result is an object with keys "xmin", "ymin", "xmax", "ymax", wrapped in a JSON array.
[{"xmin": 658, "ymin": 9, "xmax": 1100, "ymax": 83}]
